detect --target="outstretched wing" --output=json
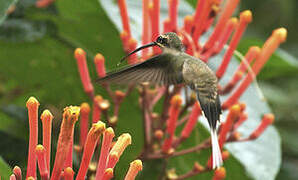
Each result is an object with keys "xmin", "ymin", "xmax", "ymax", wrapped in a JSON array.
[{"xmin": 96, "ymin": 53, "xmax": 184, "ymax": 85}]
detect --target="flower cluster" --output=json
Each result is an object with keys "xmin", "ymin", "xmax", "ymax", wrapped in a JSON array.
[
  {"xmin": 8, "ymin": 97, "xmax": 142, "ymax": 180},
  {"xmin": 11, "ymin": 0, "xmax": 286, "ymax": 179},
  {"xmin": 72, "ymin": 1, "xmax": 285, "ymax": 179},
  {"xmin": 71, "ymin": 0, "xmax": 286, "ymax": 179}
]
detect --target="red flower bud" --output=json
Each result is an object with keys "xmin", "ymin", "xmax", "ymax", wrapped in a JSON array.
[
  {"xmin": 40, "ymin": 110, "xmax": 53, "ymax": 172},
  {"xmin": 74, "ymin": 48, "xmax": 94, "ymax": 98},
  {"xmin": 96, "ymin": 128, "xmax": 115, "ymax": 179},
  {"xmin": 124, "ymin": 160, "xmax": 143, "ymax": 180},
  {"xmin": 219, "ymin": 104, "xmax": 241, "ymax": 148},
  {"xmin": 94, "ymin": 53, "xmax": 106, "ymax": 78},
  {"xmin": 249, "ymin": 114, "xmax": 274, "ymax": 139},
  {"xmin": 213, "ymin": 167, "xmax": 226, "ymax": 180},
  {"xmin": 51, "ymin": 106, "xmax": 80, "ymax": 180},
  {"xmin": 26, "ymin": 97, "xmax": 40, "ymax": 178},
  {"xmin": 76, "ymin": 121, "xmax": 106, "ymax": 180}
]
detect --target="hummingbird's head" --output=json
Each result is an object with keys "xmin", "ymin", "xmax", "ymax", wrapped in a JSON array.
[
  {"xmin": 155, "ymin": 32, "xmax": 184, "ymax": 52},
  {"xmin": 118, "ymin": 32, "xmax": 184, "ymax": 66}
]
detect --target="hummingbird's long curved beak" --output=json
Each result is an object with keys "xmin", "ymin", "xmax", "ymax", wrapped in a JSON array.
[{"xmin": 117, "ymin": 42, "xmax": 157, "ymax": 66}]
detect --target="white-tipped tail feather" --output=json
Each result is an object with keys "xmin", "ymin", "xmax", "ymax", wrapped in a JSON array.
[{"xmin": 211, "ymin": 129, "xmax": 223, "ymax": 169}]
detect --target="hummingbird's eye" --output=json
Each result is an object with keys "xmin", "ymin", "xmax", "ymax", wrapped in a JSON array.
[
  {"xmin": 156, "ymin": 36, "xmax": 168, "ymax": 45},
  {"xmin": 156, "ymin": 36, "xmax": 163, "ymax": 43}
]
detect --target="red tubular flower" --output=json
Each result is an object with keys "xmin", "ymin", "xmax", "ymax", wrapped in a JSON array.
[
  {"xmin": 94, "ymin": 53, "xmax": 106, "ymax": 78},
  {"xmin": 192, "ymin": 0, "xmax": 206, "ymax": 30},
  {"xmin": 168, "ymin": 0, "xmax": 178, "ymax": 32},
  {"xmin": 74, "ymin": 48, "xmax": 94, "ymax": 98},
  {"xmin": 220, "ymin": 46, "xmax": 260, "ymax": 94},
  {"xmin": 213, "ymin": 17, "xmax": 238, "ymax": 55},
  {"xmin": 26, "ymin": 97, "xmax": 40, "ymax": 178},
  {"xmin": 118, "ymin": 0, "xmax": 131, "ymax": 37},
  {"xmin": 163, "ymin": 18, "xmax": 171, "ymax": 33},
  {"xmin": 13, "ymin": 166, "xmax": 22, "ymax": 180},
  {"xmin": 40, "ymin": 110, "xmax": 53, "ymax": 172},
  {"xmin": 202, "ymin": 3, "xmax": 219, "ymax": 32},
  {"xmin": 216, "ymin": 10, "xmax": 253, "ymax": 79},
  {"xmin": 181, "ymin": 102, "xmax": 202, "ymax": 139},
  {"xmin": 162, "ymin": 137, "xmax": 174, "ymax": 154},
  {"xmin": 120, "ymin": 30, "xmax": 130, "ymax": 52},
  {"xmin": 102, "ymin": 168, "xmax": 114, "ymax": 180},
  {"xmin": 92, "ymin": 95, "xmax": 103, "ymax": 123},
  {"xmin": 233, "ymin": 46, "xmax": 261, "ymax": 78},
  {"xmin": 166, "ymin": 95, "xmax": 182, "ymax": 135},
  {"xmin": 64, "ymin": 136, "xmax": 73, "ymax": 169},
  {"xmin": 106, "ymin": 152, "xmax": 119, "ymax": 170},
  {"xmin": 249, "ymin": 114, "xmax": 274, "ymax": 140},
  {"xmin": 233, "ymin": 112, "xmax": 248, "ymax": 130},
  {"xmin": 107, "ymin": 133, "xmax": 132, "ymax": 169},
  {"xmin": 36, "ymin": 145, "xmax": 49, "ymax": 180},
  {"xmin": 127, "ymin": 38, "xmax": 139, "ymax": 64},
  {"xmin": 192, "ymin": 0, "xmax": 214, "ymax": 43},
  {"xmin": 212, "ymin": 167, "xmax": 226, "ymax": 180},
  {"xmin": 80, "ymin": 102, "xmax": 91, "ymax": 148},
  {"xmin": 76, "ymin": 121, "xmax": 106, "ymax": 180},
  {"xmin": 142, "ymin": 0, "xmax": 150, "ymax": 59},
  {"xmin": 162, "ymin": 95, "xmax": 182, "ymax": 153},
  {"xmin": 51, "ymin": 106, "xmax": 80, "ymax": 180},
  {"xmin": 183, "ymin": 15, "xmax": 193, "ymax": 34},
  {"xmin": 219, "ymin": 104, "xmax": 241, "ymax": 148},
  {"xmin": 203, "ymin": 0, "xmax": 240, "ymax": 51},
  {"xmin": 124, "ymin": 160, "xmax": 143, "ymax": 180},
  {"xmin": 95, "ymin": 128, "xmax": 115, "ymax": 180},
  {"xmin": 63, "ymin": 167, "xmax": 74, "ymax": 180},
  {"xmin": 149, "ymin": 0, "xmax": 161, "ymax": 54},
  {"xmin": 222, "ymin": 28, "xmax": 287, "ymax": 109}
]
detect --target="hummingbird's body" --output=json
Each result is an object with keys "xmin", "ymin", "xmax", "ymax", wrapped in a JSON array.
[{"xmin": 97, "ymin": 32, "xmax": 223, "ymax": 168}]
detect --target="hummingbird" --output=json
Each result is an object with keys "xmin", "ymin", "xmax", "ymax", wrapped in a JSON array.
[{"xmin": 97, "ymin": 32, "xmax": 223, "ymax": 169}]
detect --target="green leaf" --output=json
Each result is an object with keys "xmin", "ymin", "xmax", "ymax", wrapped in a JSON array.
[
  {"xmin": 99, "ymin": 0, "xmax": 281, "ymax": 179},
  {"xmin": 0, "ymin": 0, "xmax": 286, "ymax": 179},
  {"xmin": 0, "ymin": 110, "xmax": 28, "ymax": 140},
  {"xmin": 0, "ymin": 19, "xmax": 47, "ymax": 42},
  {"xmin": 0, "ymin": 0, "xmax": 17, "ymax": 25},
  {"xmin": 0, "ymin": 156, "xmax": 12, "ymax": 179}
]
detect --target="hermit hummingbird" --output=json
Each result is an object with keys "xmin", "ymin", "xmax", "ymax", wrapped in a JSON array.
[{"xmin": 97, "ymin": 32, "xmax": 223, "ymax": 169}]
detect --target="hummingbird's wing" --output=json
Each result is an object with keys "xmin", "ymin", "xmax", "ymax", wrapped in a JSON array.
[{"xmin": 96, "ymin": 53, "xmax": 184, "ymax": 85}]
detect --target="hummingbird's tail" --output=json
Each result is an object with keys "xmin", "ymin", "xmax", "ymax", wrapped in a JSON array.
[
  {"xmin": 196, "ymin": 92, "xmax": 222, "ymax": 169},
  {"xmin": 211, "ymin": 128, "xmax": 223, "ymax": 169}
]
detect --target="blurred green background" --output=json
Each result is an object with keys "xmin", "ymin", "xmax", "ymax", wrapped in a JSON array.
[
  {"xmin": 240, "ymin": 1, "xmax": 298, "ymax": 180},
  {"xmin": 0, "ymin": 0, "xmax": 297, "ymax": 179}
]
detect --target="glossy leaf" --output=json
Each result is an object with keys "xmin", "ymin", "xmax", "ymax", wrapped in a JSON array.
[{"xmin": 0, "ymin": 156, "xmax": 12, "ymax": 179}]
